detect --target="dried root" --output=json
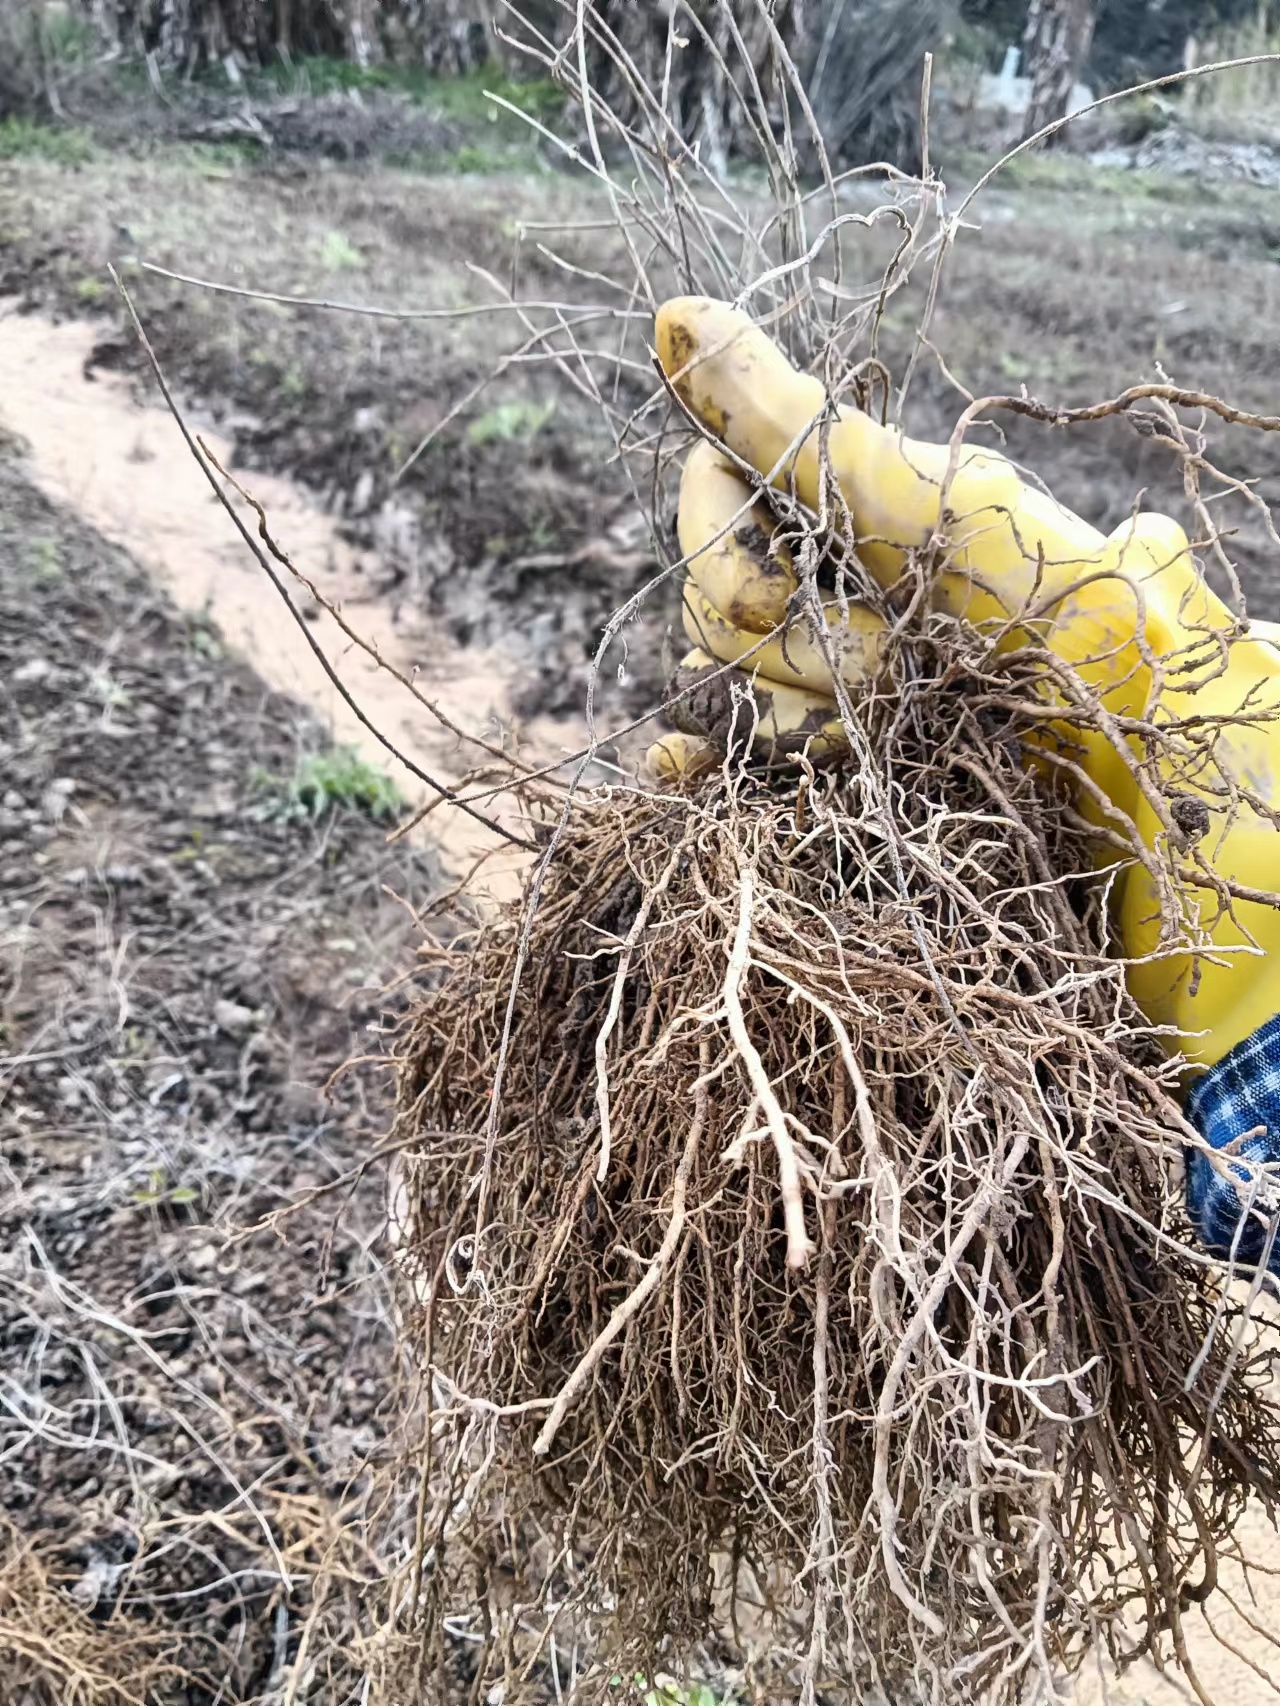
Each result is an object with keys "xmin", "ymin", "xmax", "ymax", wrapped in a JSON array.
[
  {"xmin": 390, "ymin": 630, "xmax": 1280, "ymax": 1704},
  {"xmin": 0, "ymin": 1519, "xmax": 178, "ymax": 1705}
]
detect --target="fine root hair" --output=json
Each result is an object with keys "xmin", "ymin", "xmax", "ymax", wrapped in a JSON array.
[{"xmin": 391, "ymin": 629, "xmax": 1280, "ymax": 1702}]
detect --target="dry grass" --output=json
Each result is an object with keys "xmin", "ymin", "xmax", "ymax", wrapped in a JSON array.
[
  {"xmin": 0, "ymin": 463, "xmax": 437, "ymax": 1705},
  {"xmin": 1185, "ymin": 20, "xmax": 1280, "ymax": 126},
  {"xmin": 0, "ymin": 1517, "xmax": 177, "ymax": 1705}
]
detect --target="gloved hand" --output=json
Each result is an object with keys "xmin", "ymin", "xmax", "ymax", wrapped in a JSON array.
[{"xmin": 651, "ymin": 296, "xmax": 1280, "ymax": 1272}]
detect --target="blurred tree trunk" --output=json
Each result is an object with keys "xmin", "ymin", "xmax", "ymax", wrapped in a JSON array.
[
  {"xmin": 88, "ymin": 0, "xmax": 500, "ymax": 70},
  {"xmin": 1021, "ymin": 0, "xmax": 1096, "ymax": 141},
  {"xmin": 45, "ymin": 0, "xmax": 945, "ymax": 172},
  {"xmin": 506, "ymin": 1, "xmax": 944, "ymax": 175},
  {"xmin": 554, "ymin": 1, "xmax": 793, "ymax": 172},
  {"xmin": 800, "ymin": 0, "xmax": 948, "ymax": 173}
]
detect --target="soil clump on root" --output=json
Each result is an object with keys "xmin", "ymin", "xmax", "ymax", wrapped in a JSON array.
[{"xmin": 393, "ymin": 646, "xmax": 1280, "ymax": 1704}]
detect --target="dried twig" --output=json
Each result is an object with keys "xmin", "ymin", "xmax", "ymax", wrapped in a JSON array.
[{"xmin": 109, "ymin": 266, "xmax": 537, "ymax": 855}]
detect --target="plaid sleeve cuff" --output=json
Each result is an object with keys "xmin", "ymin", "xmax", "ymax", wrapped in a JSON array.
[{"xmin": 1185, "ymin": 1012, "xmax": 1280, "ymax": 1270}]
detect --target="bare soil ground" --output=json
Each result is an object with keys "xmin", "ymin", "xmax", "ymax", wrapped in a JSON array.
[
  {"xmin": 5, "ymin": 82, "xmax": 1280, "ymax": 1704},
  {"xmin": 0, "ymin": 448, "xmax": 438, "ymax": 1702},
  {"xmin": 0, "ymin": 137, "xmax": 654, "ymax": 729}
]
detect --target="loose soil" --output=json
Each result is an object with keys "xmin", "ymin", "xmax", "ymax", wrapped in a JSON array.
[
  {"xmin": 0, "ymin": 146, "xmax": 663, "ymax": 733},
  {"xmin": 0, "ymin": 448, "xmax": 435, "ymax": 1702}
]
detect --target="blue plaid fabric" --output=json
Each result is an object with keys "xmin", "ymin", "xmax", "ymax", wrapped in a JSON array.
[{"xmin": 1185, "ymin": 1012, "xmax": 1280, "ymax": 1270}]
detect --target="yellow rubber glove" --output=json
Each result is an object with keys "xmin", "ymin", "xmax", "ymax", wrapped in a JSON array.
[
  {"xmin": 646, "ymin": 436, "xmax": 881, "ymax": 781},
  {"xmin": 652, "ymin": 297, "xmax": 1280, "ymax": 1084}
]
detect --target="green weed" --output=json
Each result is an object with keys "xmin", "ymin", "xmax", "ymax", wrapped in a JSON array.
[
  {"xmin": 382, "ymin": 139, "xmax": 547, "ymax": 175},
  {"xmin": 133, "ymin": 1166, "xmax": 200, "ymax": 1210},
  {"xmin": 75, "ymin": 275, "xmax": 107, "ymax": 302},
  {"xmin": 186, "ymin": 613, "xmax": 223, "ymax": 659},
  {"xmin": 184, "ymin": 138, "xmax": 262, "ymax": 174},
  {"xmin": 281, "ymin": 748, "xmax": 402, "ymax": 823},
  {"xmin": 91, "ymin": 670, "xmax": 131, "ymax": 710},
  {"xmin": 968, "ymin": 147, "xmax": 1199, "ymax": 204},
  {"xmin": 467, "ymin": 398, "xmax": 556, "ymax": 447},
  {"xmin": 634, "ymin": 1679, "xmax": 737, "ymax": 1706},
  {"xmin": 39, "ymin": 11, "xmax": 101, "ymax": 66},
  {"xmin": 258, "ymin": 56, "xmax": 563, "ymax": 123},
  {"xmin": 29, "ymin": 538, "xmax": 61, "ymax": 582},
  {"xmin": 320, "ymin": 229, "xmax": 365, "ymax": 271},
  {"xmin": 451, "ymin": 141, "xmax": 507, "ymax": 173},
  {"xmin": 170, "ymin": 824, "xmax": 211, "ymax": 864},
  {"xmin": 0, "ymin": 117, "xmax": 93, "ymax": 164},
  {"xmin": 995, "ymin": 348, "xmax": 1027, "ymax": 381},
  {"xmin": 434, "ymin": 69, "xmax": 565, "ymax": 126}
]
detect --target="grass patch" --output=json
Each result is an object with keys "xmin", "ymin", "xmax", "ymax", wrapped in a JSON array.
[
  {"xmin": 132, "ymin": 1165, "xmax": 201, "ymax": 1210},
  {"xmin": 638, "ymin": 1680, "xmax": 737, "ymax": 1706},
  {"xmin": 38, "ymin": 10, "xmax": 102, "ymax": 67},
  {"xmin": 1011, "ymin": 154, "xmax": 1202, "ymax": 203},
  {"xmin": 182, "ymin": 138, "xmax": 264, "ymax": 174},
  {"xmin": 319, "ymin": 229, "xmax": 365, "ymax": 271},
  {"xmin": 449, "ymin": 140, "xmax": 524, "ymax": 173},
  {"xmin": 380, "ymin": 137, "xmax": 557, "ymax": 176},
  {"xmin": 256, "ymin": 57, "xmax": 563, "ymax": 124},
  {"xmin": 467, "ymin": 398, "xmax": 556, "ymax": 447},
  {"xmin": 0, "ymin": 117, "xmax": 93, "ymax": 164},
  {"xmin": 27, "ymin": 539, "xmax": 62, "ymax": 583},
  {"xmin": 944, "ymin": 144, "xmax": 1194, "ymax": 203},
  {"xmin": 252, "ymin": 56, "xmax": 563, "ymax": 168},
  {"xmin": 259, "ymin": 747, "xmax": 403, "ymax": 824}
]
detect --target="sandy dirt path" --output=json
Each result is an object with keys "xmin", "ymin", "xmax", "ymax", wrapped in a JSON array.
[{"xmin": 0, "ymin": 305, "xmax": 579, "ymax": 895}]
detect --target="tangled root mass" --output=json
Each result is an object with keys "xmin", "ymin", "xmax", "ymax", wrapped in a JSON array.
[{"xmin": 393, "ymin": 638, "xmax": 1280, "ymax": 1704}]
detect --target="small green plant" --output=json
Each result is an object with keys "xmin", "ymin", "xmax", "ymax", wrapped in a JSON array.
[
  {"xmin": 259, "ymin": 53, "xmax": 407, "ymax": 99},
  {"xmin": 185, "ymin": 138, "xmax": 261, "ymax": 174},
  {"xmin": 186, "ymin": 609, "xmax": 223, "ymax": 659},
  {"xmin": 133, "ymin": 1167, "xmax": 200, "ymax": 1210},
  {"xmin": 29, "ymin": 538, "xmax": 60, "ymax": 582},
  {"xmin": 75, "ymin": 275, "xmax": 107, "ymax": 303},
  {"xmin": 171, "ymin": 825, "xmax": 209, "ymax": 864},
  {"xmin": 91, "ymin": 670, "xmax": 130, "ymax": 710},
  {"xmin": 283, "ymin": 748, "xmax": 402, "ymax": 822},
  {"xmin": 467, "ymin": 398, "xmax": 556, "ymax": 447},
  {"xmin": 41, "ymin": 10, "xmax": 101, "ymax": 67},
  {"xmin": 258, "ymin": 56, "xmax": 563, "ymax": 122},
  {"xmin": 450, "ymin": 141, "xmax": 510, "ymax": 173},
  {"xmin": 431, "ymin": 69, "xmax": 566, "ymax": 126},
  {"xmin": 635, "ymin": 1678, "xmax": 736, "ymax": 1706},
  {"xmin": 320, "ymin": 229, "xmax": 365, "ymax": 272},
  {"xmin": 0, "ymin": 117, "xmax": 93, "ymax": 164}
]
